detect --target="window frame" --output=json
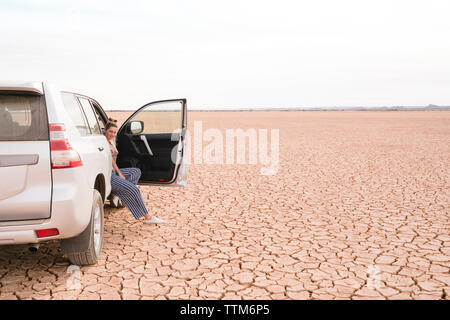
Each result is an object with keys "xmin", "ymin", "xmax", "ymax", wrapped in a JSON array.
[
  {"xmin": 90, "ymin": 100, "xmax": 107, "ymax": 134},
  {"xmin": 60, "ymin": 92, "xmax": 90, "ymax": 136},
  {"xmin": 76, "ymin": 96, "xmax": 102, "ymax": 135}
]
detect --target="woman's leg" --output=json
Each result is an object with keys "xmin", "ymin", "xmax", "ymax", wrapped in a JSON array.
[
  {"xmin": 111, "ymin": 173, "xmax": 148, "ymax": 220},
  {"xmin": 120, "ymin": 167, "xmax": 141, "ymax": 185}
]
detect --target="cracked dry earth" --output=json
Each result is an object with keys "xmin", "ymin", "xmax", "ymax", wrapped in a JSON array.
[{"xmin": 1, "ymin": 111, "xmax": 449, "ymax": 300}]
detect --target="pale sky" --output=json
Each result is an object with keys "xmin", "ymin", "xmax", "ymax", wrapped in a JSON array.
[{"xmin": 1, "ymin": 0, "xmax": 449, "ymax": 109}]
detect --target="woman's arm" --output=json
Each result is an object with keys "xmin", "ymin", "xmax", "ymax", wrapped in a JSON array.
[{"xmin": 112, "ymin": 158, "xmax": 126, "ymax": 179}]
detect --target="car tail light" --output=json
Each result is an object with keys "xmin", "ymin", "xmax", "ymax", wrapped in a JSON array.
[
  {"xmin": 36, "ymin": 228, "xmax": 59, "ymax": 238},
  {"xmin": 49, "ymin": 123, "xmax": 83, "ymax": 168}
]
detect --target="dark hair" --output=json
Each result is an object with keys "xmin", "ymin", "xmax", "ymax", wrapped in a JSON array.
[{"xmin": 105, "ymin": 117, "xmax": 118, "ymax": 131}]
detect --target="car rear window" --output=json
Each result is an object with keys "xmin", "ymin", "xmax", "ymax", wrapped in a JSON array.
[{"xmin": 0, "ymin": 93, "xmax": 49, "ymax": 141}]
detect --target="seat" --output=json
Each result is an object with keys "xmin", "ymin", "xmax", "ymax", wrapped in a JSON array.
[{"xmin": 0, "ymin": 108, "xmax": 14, "ymax": 139}]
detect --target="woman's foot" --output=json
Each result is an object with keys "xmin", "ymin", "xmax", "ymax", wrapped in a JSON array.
[
  {"xmin": 109, "ymin": 194, "xmax": 124, "ymax": 208},
  {"xmin": 143, "ymin": 216, "xmax": 165, "ymax": 225},
  {"xmin": 111, "ymin": 195, "xmax": 120, "ymax": 207}
]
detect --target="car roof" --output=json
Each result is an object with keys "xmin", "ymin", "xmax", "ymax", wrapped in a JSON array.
[
  {"xmin": 61, "ymin": 90, "xmax": 103, "ymax": 107},
  {"xmin": 0, "ymin": 81, "xmax": 44, "ymax": 95}
]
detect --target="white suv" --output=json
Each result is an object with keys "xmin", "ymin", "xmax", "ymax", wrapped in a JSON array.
[{"xmin": 0, "ymin": 81, "xmax": 187, "ymax": 265}]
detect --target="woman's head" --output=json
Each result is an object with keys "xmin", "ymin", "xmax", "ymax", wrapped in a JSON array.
[{"xmin": 105, "ymin": 118, "xmax": 118, "ymax": 141}]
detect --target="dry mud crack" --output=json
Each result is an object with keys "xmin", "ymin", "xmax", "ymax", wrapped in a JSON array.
[{"xmin": 0, "ymin": 111, "xmax": 449, "ymax": 300}]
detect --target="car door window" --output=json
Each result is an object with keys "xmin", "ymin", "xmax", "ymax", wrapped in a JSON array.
[
  {"xmin": 128, "ymin": 101, "xmax": 183, "ymax": 134},
  {"xmin": 91, "ymin": 103, "xmax": 106, "ymax": 133},
  {"xmin": 61, "ymin": 93, "xmax": 89, "ymax": 136},
  {"xmin": 78, "ymin": 97, "xmax": 101, "ymax": 135}
]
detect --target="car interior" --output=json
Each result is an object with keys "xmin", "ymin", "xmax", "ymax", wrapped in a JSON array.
[{"xmin": 116, "ymin": 121, "xmax": 181, "ymax": 183}]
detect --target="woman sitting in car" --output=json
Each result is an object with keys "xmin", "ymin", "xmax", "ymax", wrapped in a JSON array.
[{"xmin": 104, "ymin": 118, "xmax": 164, "ymax": 225}]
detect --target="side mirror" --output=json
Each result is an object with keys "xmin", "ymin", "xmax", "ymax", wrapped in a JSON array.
[{"xmin": 130, "ymin": 121, "xmax": 144, "ymax": 134}]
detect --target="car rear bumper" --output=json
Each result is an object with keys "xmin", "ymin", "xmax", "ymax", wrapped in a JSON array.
[
  {"xmin": 0, "ymin": 167, "xmax": 93, "ymax": 244},
  {"xmin": 0, "ymin": 229, "xmax": 40, "ymax": 245}
]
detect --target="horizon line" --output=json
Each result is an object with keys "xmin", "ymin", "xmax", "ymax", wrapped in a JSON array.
[{"xmin": 105, "ymin": 105, "xmax": 450, "ymax": 112}]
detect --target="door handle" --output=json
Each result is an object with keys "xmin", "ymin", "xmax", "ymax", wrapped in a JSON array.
[
  {"xmin": 98, "ymin": 147, "xmax": 104, "ymax": 152},
  {"xmin": 140, "ymin": 135, "xmax": 154, "ymax": 156}
]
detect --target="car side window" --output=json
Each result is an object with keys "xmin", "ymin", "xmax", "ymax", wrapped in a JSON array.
[
  {"xmin": 78, "ymin": 97, "xmax": 101, "ymax": 135},
  {"xmin": 91, "ymin": 103, "xmax": 106, "ymax": 134},
  {"xmin": 61, "ymin": 93, "xmax": 89, "ymax": 136}
]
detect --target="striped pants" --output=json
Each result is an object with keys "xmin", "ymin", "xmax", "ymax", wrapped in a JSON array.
[{"xmin": 111, "ymin": 167, "xmax": 148, "ymax": 220}]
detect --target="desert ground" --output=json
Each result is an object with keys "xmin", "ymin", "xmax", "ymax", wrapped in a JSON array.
[{"xmin": 0, "ymin": 111, "xmax": 449, "ymax": 300}]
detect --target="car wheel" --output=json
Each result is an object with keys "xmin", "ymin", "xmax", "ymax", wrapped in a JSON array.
[{"xmin": 60, "ymin": 189, "xmax": 104, "ymax": 266}]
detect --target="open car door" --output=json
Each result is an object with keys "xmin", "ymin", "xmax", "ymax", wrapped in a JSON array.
[{"xmin": 116, "ymin": 99, "xmax": 187, "ymax": 187}]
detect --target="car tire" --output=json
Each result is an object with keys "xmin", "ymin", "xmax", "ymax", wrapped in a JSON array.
[{"xmin": 60, "ymin": 189, "xmax": 104, "ymax": 266}]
